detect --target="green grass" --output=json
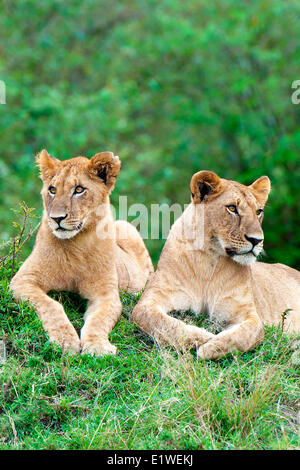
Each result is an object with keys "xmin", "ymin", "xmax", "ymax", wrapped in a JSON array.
[{"xmin": 0, "ymin": 254, "xmax": 299, "ymax": 450}]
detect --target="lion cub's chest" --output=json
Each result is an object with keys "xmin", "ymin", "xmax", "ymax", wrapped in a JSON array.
[{"xmin": 44, "ymin": 247, "xmax": 108, "ymax": 293}]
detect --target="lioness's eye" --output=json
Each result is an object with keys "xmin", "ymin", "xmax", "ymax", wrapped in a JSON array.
[
  {"xmin": 227, "ymin": 205, "xmax": 238, "ymax": 214},
  {"xmin": 257, "ymin": 209, "xmax": 264, "ymax": 217},
  {"xmin": 49, "ymin": 186, "xmax": 56, "ymax": 194},
  {"xmin": 74, "ymin": 186, "xmax": 85, "ymax": 194}
]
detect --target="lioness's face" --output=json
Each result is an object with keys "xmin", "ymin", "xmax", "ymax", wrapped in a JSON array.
[
  {"xmin": 37, "ymin": 150, "xmax": 121, "ymax": 240},
  {"xmin": 190, "ymin": 171, "xmax": 271, "ymax": 266}
]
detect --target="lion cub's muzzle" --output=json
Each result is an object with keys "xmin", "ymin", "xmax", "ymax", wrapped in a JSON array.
[{"xmin": 48, "ymin": 213, "xmax": 85, "ymax": 239}]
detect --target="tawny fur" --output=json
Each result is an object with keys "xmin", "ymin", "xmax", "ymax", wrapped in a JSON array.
[
  {"xmin": 131, "ymin": 171, "xmax": 300, "ymax": 359},
  {"xmin": 10, "ymin": 150, "xmax": 153, "ymax": 356}
]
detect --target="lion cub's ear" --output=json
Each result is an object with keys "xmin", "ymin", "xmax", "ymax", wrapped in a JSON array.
[
  {"xmin": 190, "ymin": 170, "xmax": 224, "ymax": 203},
  {"xmin": 249, "ymin": 176, "xmax": 271, "ymax": 206},
  {"xmin": 89, "ymin": 151, "xmax": 121, "ymax": 193},
  {"xmin": 36, "ymin": 149, "xmax": 61, "ymax": 181}
]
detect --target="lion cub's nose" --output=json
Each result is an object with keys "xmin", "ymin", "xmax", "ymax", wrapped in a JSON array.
[
  {"xmin": 245, "ymin": 235, "xmax": 263, "ymax": 247},
  {"xmin": 51, "ymin": 215, "xmax": 67, "ymax": 226}
]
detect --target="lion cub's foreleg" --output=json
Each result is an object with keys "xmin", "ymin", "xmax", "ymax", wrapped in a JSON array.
[
  {"xmin": 10, "ymin": 277, "xmax": 81, "ymax": 353},
  {"xmin": 80, "ymin": 280, "xmax": 122, "ymax": 356},
  {"xmin": 197, "ymin": 298, "xmax": 264, "ymax": 360}
]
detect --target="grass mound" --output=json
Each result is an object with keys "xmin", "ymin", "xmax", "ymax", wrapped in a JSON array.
[{"xmin": 0, "ymin": 251, "xmax": 299, "ymax": 450}]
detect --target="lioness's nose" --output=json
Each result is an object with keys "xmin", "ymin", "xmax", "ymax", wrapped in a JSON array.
[
  {"xmin": 51, "ymin": 214, "xmax": 67, "ymax": 225},
  {"xmin": 245, "ymin": 235, "xmax": 263, "ymax": 247}
]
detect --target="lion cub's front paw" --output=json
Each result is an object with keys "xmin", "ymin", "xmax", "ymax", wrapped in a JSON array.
[
  {"xmin": 48, "ymin": 327, "xmax": 81, "ymax": 354},
  {"xmin": 81, "ymin": 339, "xmax": 117, "ymax": 357}
]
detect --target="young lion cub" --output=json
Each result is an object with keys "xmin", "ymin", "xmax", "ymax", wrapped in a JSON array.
[
  {"xmin": 11, "ymin": 150, "xmax": 153, "ymax": 356},
  {"xmin": 131, "ymin": 170, "xmax": 300, "ymax": 359}
]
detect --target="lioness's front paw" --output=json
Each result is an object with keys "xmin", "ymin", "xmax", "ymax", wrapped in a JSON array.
[
  {"xmin": 197, "ymin": 341, "xmax": 223, "ymax": 360},
  {"xmin": 48, "ymin": 328, "xmax": 81, "ymax": 354},
  {"xmin": 185, "ymin": 325, "xmax": 215, "ymax": 348},
  {"xmin": 81, "ymin": 339, "xmax": 117, "ymax": 357}
]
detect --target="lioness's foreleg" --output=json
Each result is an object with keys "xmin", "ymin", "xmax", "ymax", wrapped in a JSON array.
[
  {"xmin": 10, "ymin": 278, "xmax": 80, "ymax": 353},
  {"xmin": 80, "ymin": 293, "xmax": 122, "ymax": 356},
  {"xmin": 131, "ymin": 291, "xmax": 215, "ymax": 350},
  {"xmin": 197, "ymin": 311, "xmax": 264, "ymax": 360}
]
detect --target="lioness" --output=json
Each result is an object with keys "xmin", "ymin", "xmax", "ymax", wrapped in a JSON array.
[
  {"xmin": 10, "ymin": 150, "xmax": 153, "ymax": 356},
  {"xmin": 131, "ymin": 170, "xmax": 300, "ymax": 359}
]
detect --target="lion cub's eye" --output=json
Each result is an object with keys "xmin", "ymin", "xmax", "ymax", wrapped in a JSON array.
[
  {"xmin": 49, "ymin": 186, "xmax": 56, "ymax": 195},
  {"xmin": 257, "ymin": 209, "xmax": 264, "ymax": 217},
  {"xmin": 227, "ymin": 205, "xmax": 238, "ymax": 214},
  {"xmin": 74, "ymin": 186, "xmax": 85, "ymax": 194}
]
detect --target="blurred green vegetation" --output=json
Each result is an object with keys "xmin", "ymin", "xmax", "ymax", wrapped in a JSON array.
[{"xmin": 1, "ymin": 0, "xmax": 300, "ymax": 267}]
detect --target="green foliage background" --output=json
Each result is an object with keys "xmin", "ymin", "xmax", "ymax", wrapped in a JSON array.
[{"xmin": 1, "ymin": 0, "xmax": 300, "ymax": 266}]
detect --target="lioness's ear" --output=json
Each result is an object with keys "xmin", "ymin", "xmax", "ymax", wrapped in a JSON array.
[
  {"xmin": 249, "ymin": 176, "xmax": 271, "ymax": 206},
  {"xmin": 190, "ymin": 170, "xmax": 224, "ymax": 203},
  {"xmin": 35, "ymin": 149, "xmax": 61, "ymax": 181},
  {"xmin": 89, "ymin": 151, "xmax": 121, "ymax": 193}
]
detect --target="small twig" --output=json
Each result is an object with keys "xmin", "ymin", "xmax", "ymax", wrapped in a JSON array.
[
  {"xmin": 9, "ymin": 203, "xmax": 40, "ymax": 278},
  {"xmin": 8, "ymin": 415, "xmax": 18, "ymax": 446},
  {"xmin": 16, "ymin": 206, "xmax": 28, "ymax": 246},
  {"xmin": 17, "ymin": 222, "xmax": 40, "ymax": 253},
  {"xmin": 281, "ymin": 309, "xmax": 292, "ymax": 331},
  {"xmin": 10, "ymin": 238, "xmax": 16, "ymax": 278}
]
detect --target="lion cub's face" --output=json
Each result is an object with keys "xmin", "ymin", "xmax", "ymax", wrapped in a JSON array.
[
  {"xmin": 190, "ymin": 171, "xmax": 271, "ymax": 266},
  {"xmin": 36, "ymin": 150, "xmax": 121, "ymax": 240}
]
